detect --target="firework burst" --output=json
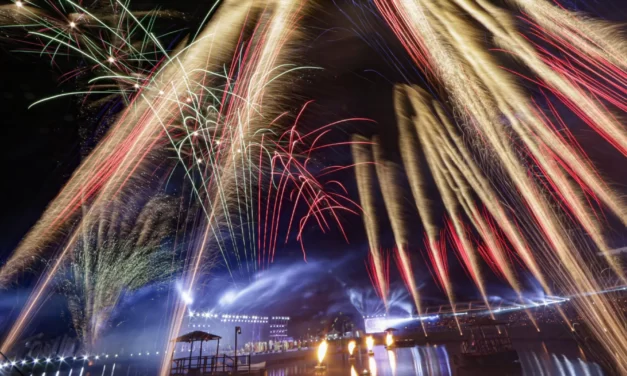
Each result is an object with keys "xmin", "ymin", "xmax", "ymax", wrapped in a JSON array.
[
  {"xmin": 348, "ymin": 0, "xmax": 627, "ymax": 369},
  {"xmin": 62, "ymin": 195, "xmax": 182, "ymax": 350},
  {"xmin": 0, "ymin": 1, "xmax": 366, "ymax": 363}
]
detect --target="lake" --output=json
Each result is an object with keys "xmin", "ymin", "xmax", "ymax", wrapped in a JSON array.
[{"xmin": 265, "ymin": 341, "xmax": 605, "ymax": 376}]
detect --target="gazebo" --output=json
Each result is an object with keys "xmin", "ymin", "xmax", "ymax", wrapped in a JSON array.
[{"xmin": 171, "ymin": 331, "xmax": 221, "ymax": 375}]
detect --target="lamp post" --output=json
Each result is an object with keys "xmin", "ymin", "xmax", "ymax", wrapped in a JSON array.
[{"xmin": 234, "ymin": 326, "xmax": 241, "ymax": 372}]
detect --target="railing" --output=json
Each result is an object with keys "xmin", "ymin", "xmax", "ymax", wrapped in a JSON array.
[{"xmin": 170, "ymin": 354, "xmax": 252, "ymax": 375}]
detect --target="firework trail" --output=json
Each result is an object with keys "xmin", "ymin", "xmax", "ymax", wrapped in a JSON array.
[
  {"xmin": 0, "ymin": 0, "xmax": 215, "ymax": 288},
  {"xmin": 371, "ymin": 136, "xmax": 427, "ymax": 333},
  {"xmin": 257, "ymin": 107, "xmax": 368, "ymax": 266},
  {"xmin": 448, "ymin": 0, "xmax": 627, "ymax": 278},
  {"xmin": 0, "ymin": 0, "xmax": 254, "ymax": 354},
  {"xmin": 0, "ymin": 0, "xmax": 366, "ymax": 360},
  {"xmin": 371, "ymin": 0, "xmax": 627, "ymax": 368},
  {"xmin": 0, "ymin": 0, "xmax": 327, "ymax": 358},
  {"xmin": 395, "ymin": 86, "xmax": 456, "ymax": 333},
  {"xmin": 386, "ymin": 87, "xmax": 461, "ymax": 333},
  {"xmin": 365, "ymin": 250, "xmax": 390, "ymax": 306},
  {"xmin": 395, "ymin": 88, "xmax": 438, "ymax": 242},
  {"xmin": 409, "ymin": 118, "xmax": 493, "ymax": 318},
  {"xmin": 352, "ymin": 136, "xmax": 388, "ymax": 305},
  {"xmin": 381, "ymin": 0, "xmax": 625, "ymax": 279},
  {"xmin": 406, "ymin": 87, "xmax": 543, "ymax": 329},
  {"xmin": 63, "ymin": 196, "xmax": 181, "ymax": 350},
  {"xmin": 0, "ymin": 0, "xmax": 184, "ymax": 107},
  {"xmin": 158, "ymin": 1, "xmax": 311, "ymax": 375},
  {"xmin": 423, "ymin": 93, "xmax": 552, "ymax": 294}
]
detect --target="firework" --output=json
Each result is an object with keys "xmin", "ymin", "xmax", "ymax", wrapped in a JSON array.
[
  {"xmin": 0, "ymin": 0, "xmax": 184, "ymax": 107},
  {"xmin": 157, "ymin": 1, "xmax": 312, "ymax": 375},
  {"xmin": 0, "ymin": 0, "xmax": 253, "ymax": 355},
  {"xmin": 407, "ymin": 86, "xmax": 544, "ymax": 330},
  {"xmin": 62, "ymin": 196, "xmax": 181, "ymax": 349},
  {"xmin": 0, "ymin": 0, "xmax": 183, "ymax": 286},
  {"xmin": 372, "ymin": 136, "xmax": 428, "ymax": 334},
  {"xmin": 352, "ymin": 136, "xmax": 389, "ymax": 304},
  {"xmin": 368, "ymin": 0, "xmax": 627, "ymax": 369},
  {"xmin": 0, "ymin": 0, "xmax": 625, "ymax": 371},
  {"xmin": 0, "ymin": 0, "xmax": 367, "ymax": 363},
  {"xmin": 258, "ymin": 108, "xmax": 369, "ymax": 267},
  {"xmin": 0, "ymin": 0, "xmax": 365, "ymax": 363}
]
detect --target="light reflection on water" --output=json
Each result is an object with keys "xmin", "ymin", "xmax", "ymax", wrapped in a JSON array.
[
  {"xmin": 519, "ymin": 352, "xmax": 603, "ymax": 376},
  {"xmin": 265, "ymin": 344, "xmax": 604, "ymax": 376}
]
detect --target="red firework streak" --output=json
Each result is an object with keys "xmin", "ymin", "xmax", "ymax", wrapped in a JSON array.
[
  {"xmin": 518, "ymin": 13, "xmax": 627, "ymax": 155},
  {"xmin": 393, "ymin": 246, "xmax": 428, "ymax": 335},
  {"xmin": 366, "ymin": 250, "xmax": 391, "ymax": 303},
  {"xmin": 257, "ymin": 102, "xmax": 375, "ymax": 267}
]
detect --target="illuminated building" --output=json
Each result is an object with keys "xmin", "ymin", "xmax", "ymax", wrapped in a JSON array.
[{"xmin": 185, "ymin": 311, "xmax": 290, "ymax": 345}]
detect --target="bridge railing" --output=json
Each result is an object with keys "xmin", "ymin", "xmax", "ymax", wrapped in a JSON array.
[{"xmin": 170, "ymin": 353, "xmax": 252, "ymax": 375}]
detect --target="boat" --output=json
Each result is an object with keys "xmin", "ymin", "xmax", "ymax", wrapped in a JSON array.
[{"xmin": 454, "ymin": 318, "xmax": 521, "ymax": 370}]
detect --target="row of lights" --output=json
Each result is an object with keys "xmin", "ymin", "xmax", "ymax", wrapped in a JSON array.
[
  {"xmin": 188, "ymin": 312, "xmax": 271, "ymax": 321},
  {"xmin": 1, "ymin": 335, "xmax": 331, "ymax": 368},
  {"xmin": 129, "ymin": 351, "xmax": 160, "ymax": 357},
  {"xmin": 189, "ymin": 312, "xmax": 220, "ymax": 318},
  {"xmin": 271, "ymin": 317, "xmax": 290, "ymax": 320},
  {"xmin": 220, "ymin": 319, "xmax": 267, "ymax": 323},
  {"xmin": 5, "ymin": 347, "xmax": 245, "ymax": 363},
  {"xmin": 362, "ymin": 314, "xmax": 387, "ymax": 319},
  {"xmin": 1, "ymin": 354, "xmax": 120, "ymax": 368},
  {"xmin": 0, "ymin": 348, "xmax": 222, "ymax": 367},
  {"xmin": 223, "ymin": 314, "xmax": 268, "ymax": 320}
]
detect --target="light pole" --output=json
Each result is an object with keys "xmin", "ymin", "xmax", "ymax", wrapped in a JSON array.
[{"xmin": 234, "ymin": 326, "xmax": 241, "ymax": 372}]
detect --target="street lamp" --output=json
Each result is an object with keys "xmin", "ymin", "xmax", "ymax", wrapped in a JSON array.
[{"xmin": 234, "ymin": 326, "xmax": 241, "ymax": 372}]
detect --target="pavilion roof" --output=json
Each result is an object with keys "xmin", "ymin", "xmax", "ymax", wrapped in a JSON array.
[{"xmin": 173, "ymin": 331, "xmax": 221, "ymax": 343}]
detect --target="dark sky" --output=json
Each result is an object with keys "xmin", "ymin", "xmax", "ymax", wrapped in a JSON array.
[{"xmin": 1, "ymin": 0, "xmax": 626, "ymax": 306}]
